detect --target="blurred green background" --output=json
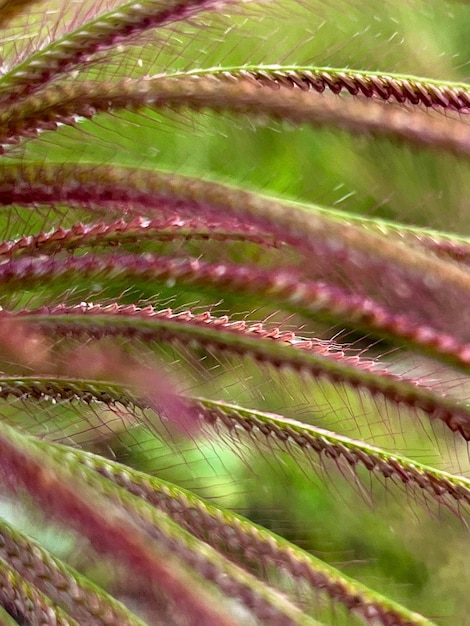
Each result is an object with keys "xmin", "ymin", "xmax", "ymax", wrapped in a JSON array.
[{"xmin": 5, "ymin": 0, "xmax": 470, "ymax": 623}]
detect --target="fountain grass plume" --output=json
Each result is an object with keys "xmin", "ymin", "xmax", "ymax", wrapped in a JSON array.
[{"xmin": 0, "ymin": 0, "xmax": 469, "ymax": 625}]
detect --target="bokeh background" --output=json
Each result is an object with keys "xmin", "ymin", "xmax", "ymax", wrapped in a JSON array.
[{"xmin": 3, "ymin": 0, "xmax": 470, "ymax": 623}]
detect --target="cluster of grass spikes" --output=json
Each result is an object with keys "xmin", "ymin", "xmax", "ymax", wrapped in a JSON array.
[{"xmin": 0, "ymin": 0, "xmax": 470, "ymax": 625}]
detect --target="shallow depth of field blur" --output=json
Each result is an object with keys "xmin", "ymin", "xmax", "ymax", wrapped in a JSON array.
[{"xmin": 4, "ymin": 1, "xmax": 470, "ymax": 624}]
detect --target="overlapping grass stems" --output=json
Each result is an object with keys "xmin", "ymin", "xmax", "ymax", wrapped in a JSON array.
[{"xmin": 0, "ymin": 0, "xmax": 470, "ymax": 624}]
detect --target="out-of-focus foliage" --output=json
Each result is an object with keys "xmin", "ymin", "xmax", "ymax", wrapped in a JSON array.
[{"xmin": 0, "ymin": 1, "xmax": 470, "ymax": 625}]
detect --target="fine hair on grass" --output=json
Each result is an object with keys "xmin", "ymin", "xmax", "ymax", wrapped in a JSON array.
[{"xmin": 0, "ymin": 1, "xmax": 469, "ymax": 625}]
